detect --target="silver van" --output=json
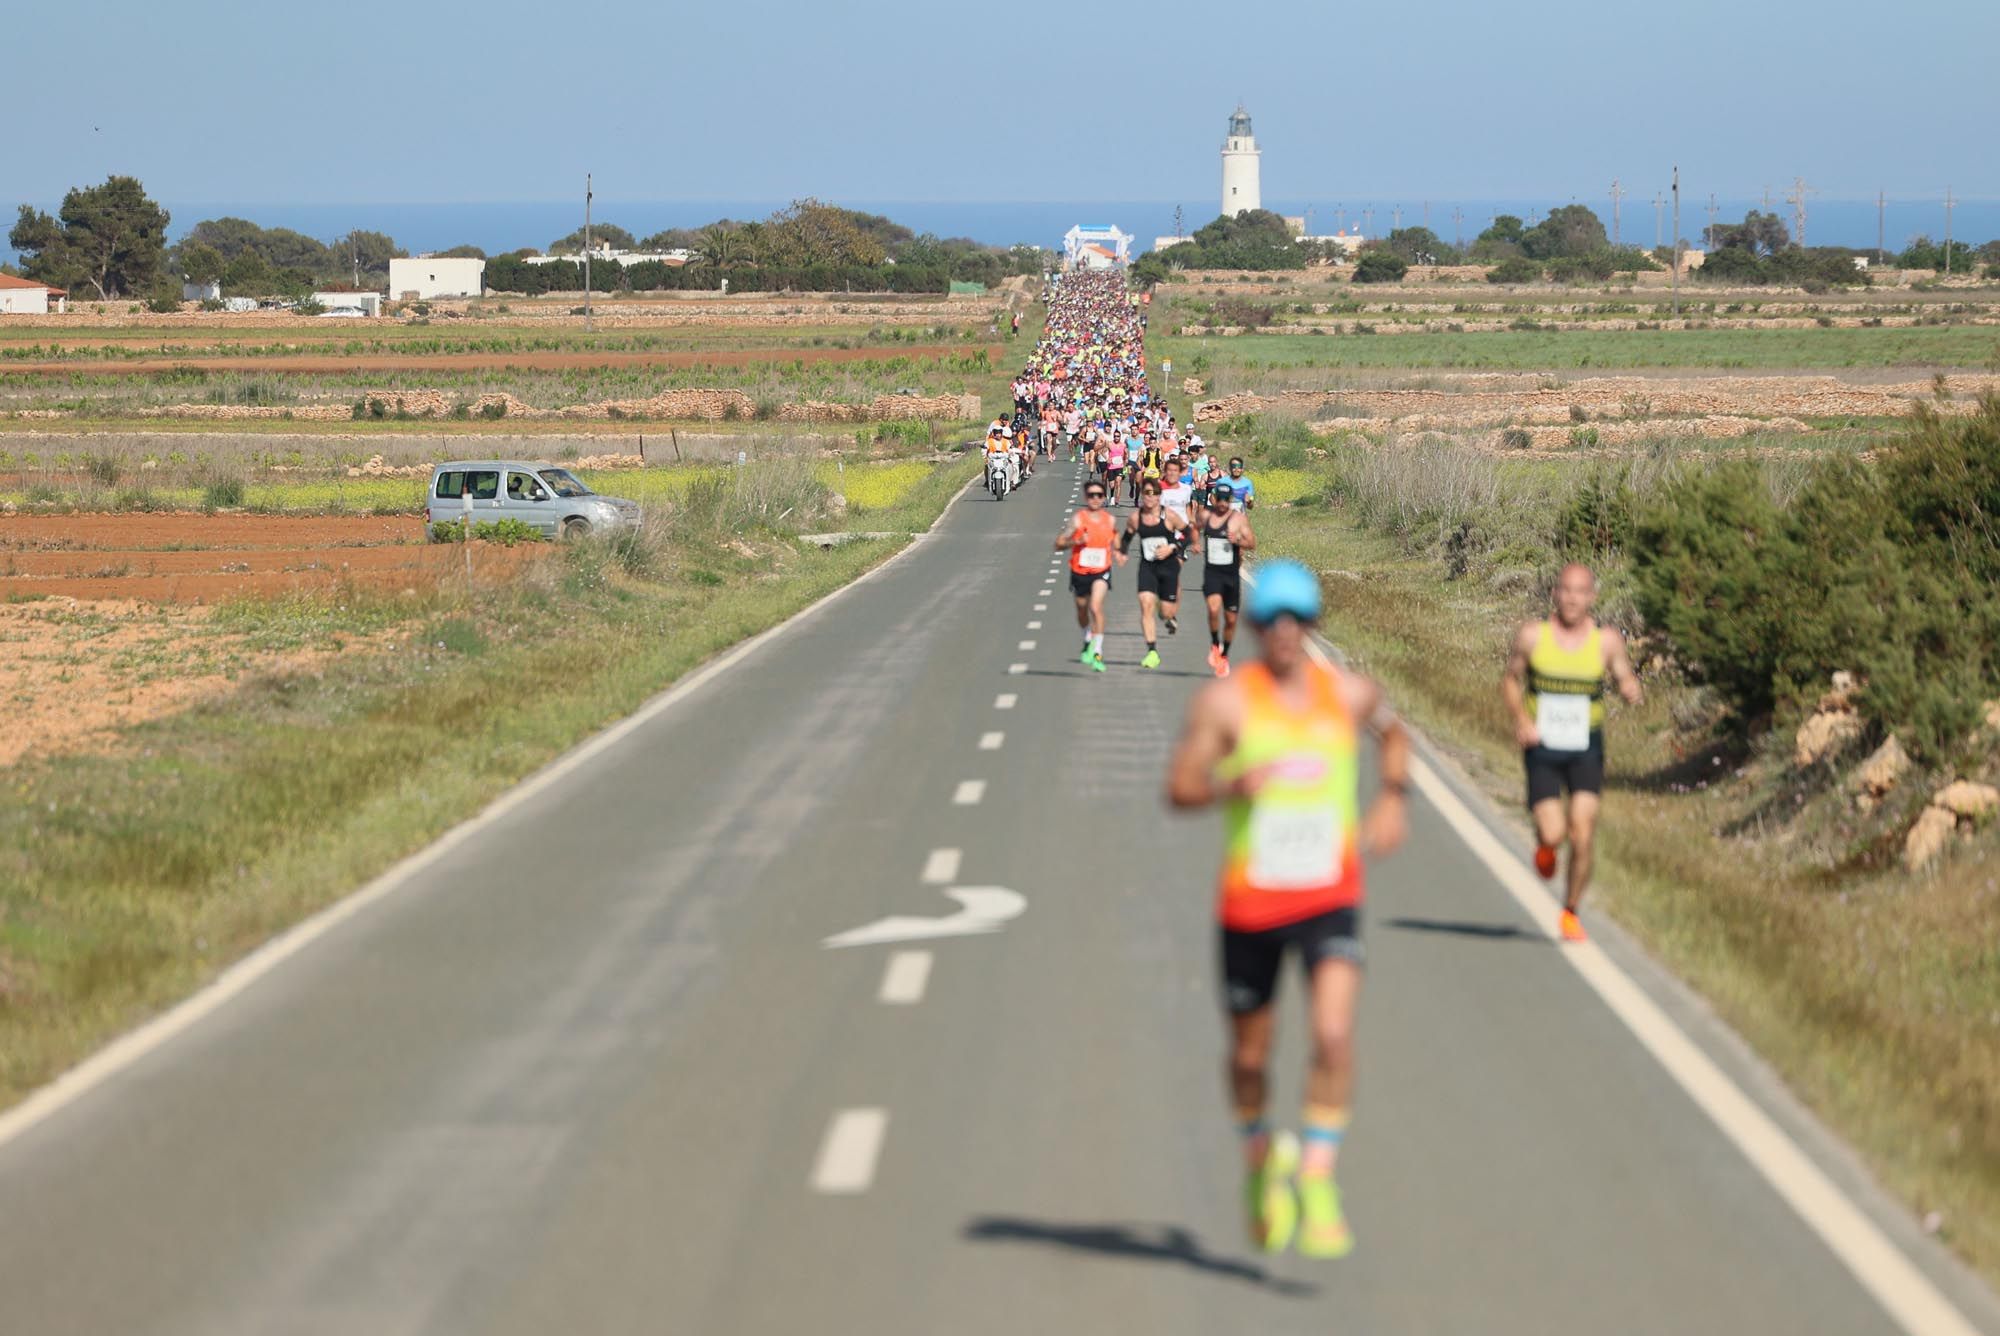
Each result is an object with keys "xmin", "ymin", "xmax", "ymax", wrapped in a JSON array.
[{"xmin": 426, "ymin": 460, "xmax": 641, "ymax": 541}]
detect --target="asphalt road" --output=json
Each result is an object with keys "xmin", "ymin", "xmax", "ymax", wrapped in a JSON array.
[{"xmin": 1, "ymin": 458, "xmax": 1992, "ymax": 1335}]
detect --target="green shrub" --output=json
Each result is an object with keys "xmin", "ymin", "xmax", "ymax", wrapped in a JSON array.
[
  {"xmin": 85, "ymin": 454, "xmax": 123, "ymax": 485},
  {"xmin": 1554, "ymin": 465, "xmax": 1636, "ymax": 555},
  {"xmin": 1632, "ymin": 398, "xmax": 2000, "ymax": 754},
  {"xmin": 1486, "ymin": 257, "xmax": 1542, "ymax": 284},
  {"xmin": 1351, "ymin": 252, "xmax": 1408, "ymax": 284},
  {"xmin": 471, "ymin": 518, "xmax": 544, "ymax": 546}
]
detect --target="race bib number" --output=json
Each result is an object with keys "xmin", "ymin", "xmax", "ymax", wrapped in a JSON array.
[
  {"xmin": 1141, "ymin": 536, "xmax": 1172, "ymax": 561},
  {"xmin": 1536, "ymin": 693, "xmax": 1591, "ymax": 752},
  {"xmin": 1206, "ymin": 537, "xmax": 1235, "ymax": 565},
  {"xmin": 1248, "ymin": 804, "xmax": 1341, "ymax": 889},
  {"xmin": 1078, "ymin": 546, "xmax": 1108, "ymax": 570}
]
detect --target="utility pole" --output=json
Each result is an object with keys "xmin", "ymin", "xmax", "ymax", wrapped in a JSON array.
[
  {"xmin": 583, "ymin": 172, "xmax": 593, "ymax": 332},
  {"xmin": 1945, "ymin": 185, "xmax": 1956, "ymax": 275},
  {"xmin": 1876, "ymin": 190, "xmax": 1886, "ymax": 266},
  {"xmin": 1762, "ymin": 183, "xmax": 1773, "ymax": 210},
  {"xmin": 1423, "ymin": 200, "xmax": 1431, "ymax": 232},
  {"xmin": 1362, "ymin": 205, "xmax": 1375, "ymax": 237},
  {"xmin": 1670, "ymin": 165, "xmax": 1681, "ymax": 318},
  {"xmin": 351, "ymin": 234, "xmax": 359, "ymax": 289},
  {"xmin": 1785, "ymin": 177, "xmax": 1812, "ymax": 249},
  {"xmin": 1610, "ymin": 179, "xmax": 1627, "ymax": 248},
  {"xmin": 1705, "ymin": 192, "xmax": 1718, "ymax": 249},
  {"xmin": 1173, "ymin": 204, "xmax": 1184, "ymax": 239},
  {"xmin": 1334, "ymin": 203, "xmax": 1345, "ymax": 233},
  {"xmin": 1392, "ymin": 204, "xmax": 1402, "ymax": 231},
  {"xmin": 1452, "ymin": 205, "xmax": 1464, "ymax": 253},
  {"xmin": 1653, "ymin": 192, "xmax": 1664, "ymax": 249}
]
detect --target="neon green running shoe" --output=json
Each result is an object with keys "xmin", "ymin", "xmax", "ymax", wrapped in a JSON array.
[
  {"xmin": 1296, "ymin": 1172, "xmax": 1354, "ymax": 1259},
  {"xmin": 1141, "ymin": 649, "xmax": 1161, "ymax": 669},
  {"xmin": 1089, "ymin": 652, "xmax": 1108, "ymax": 673},
  {"xmin": 1246, "ymin": 1131, "xmax": 1299, "ymax": 1253},
  {"xmin": 1079, "ymin": 646, "xmax": 1094, "ymax": 665}
]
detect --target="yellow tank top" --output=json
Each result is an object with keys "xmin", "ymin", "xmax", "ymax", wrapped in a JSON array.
[{"xmin": 1526, "ymin": 621, "xmax": 1605, "ymax": 734}]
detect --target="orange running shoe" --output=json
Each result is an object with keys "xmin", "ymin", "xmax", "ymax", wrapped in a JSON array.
[
  {"xmin": 1207, "ymin": 644, "xmax": 1222, "ymax": 671},
  {"xmin": 1534, "ymin": 844, "xmax": 1558, "ymax": 879},
  {"xmin": 1558, "ymin": 909, "xmax": 1586, "ymax": 943},
  {"xmin": 1216, "ymin": 655, "xmax": 1231, "ymax": 679}
]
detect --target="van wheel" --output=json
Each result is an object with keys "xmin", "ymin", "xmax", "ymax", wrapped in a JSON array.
[{"xmin": 561, "ymin": 518, "xmax": 591, "ymax": 541}]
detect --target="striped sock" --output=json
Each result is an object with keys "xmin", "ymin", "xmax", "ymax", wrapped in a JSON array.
[
  {"xmin": 1300, "ymin": 1104, "xmax": 1349, "ymax": 1178},
  {"xmin": 1238, "ymin": 1110, "xmax": 1269, "ymax": 1170}
]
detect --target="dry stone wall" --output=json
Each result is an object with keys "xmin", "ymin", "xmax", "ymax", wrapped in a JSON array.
[{"xmin": 137, "ymin": 388, "xmax": 977, "ymax": 425}]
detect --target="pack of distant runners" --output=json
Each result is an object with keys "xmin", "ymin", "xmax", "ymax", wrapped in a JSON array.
[{"xmin": 1026, "ymin": 268, "xmax": 1637, "ymax": 1262}]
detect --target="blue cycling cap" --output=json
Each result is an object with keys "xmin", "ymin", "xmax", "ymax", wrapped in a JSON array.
[{"xmin": 1246, "ymin": 559, "xmax": 1321, "ymax": 626}]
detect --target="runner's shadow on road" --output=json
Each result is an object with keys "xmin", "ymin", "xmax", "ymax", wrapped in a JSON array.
[
  {"xmin": 962, "ymin": 1216, "xmax": 1318, "ymax": 1297},
  {"xmin": 1384, "ymin": 915, "xmax": 1547, "ymax": 944}
]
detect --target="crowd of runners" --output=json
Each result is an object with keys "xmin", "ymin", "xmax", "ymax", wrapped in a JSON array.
[{"xmin": 1020, "ymin": 266, "xmax": 1635, "ymax": 1262}]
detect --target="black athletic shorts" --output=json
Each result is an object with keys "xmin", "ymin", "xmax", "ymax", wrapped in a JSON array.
[
  {"xmin": 1220, "ymin": 908, "xmax": 1365, "ymax": 1015},
  {"xmin": 1136, "ymin": 558, "xmax": 1181, "ymax": 600},
  {"xmin": 1069, "ymin": 569, "xmax": 1111, "ymax": 599},
  {"xmin": 1202, "ymin": 567, "xmax": 1241, "ymax": 611},
  {"xmin": 1524, "ymin": 732, "xmax": 1605, "ymax": 806}
]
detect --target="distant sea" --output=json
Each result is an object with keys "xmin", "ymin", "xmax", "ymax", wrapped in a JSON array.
[{"xmin": 6, "ymin": 197, "xmax": 1996, "ymax": 263}]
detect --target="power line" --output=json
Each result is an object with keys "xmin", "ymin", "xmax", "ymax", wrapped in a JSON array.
[{"xmin": 1785, "ymin": 177, "xmax": 1815, "ymax": 249}]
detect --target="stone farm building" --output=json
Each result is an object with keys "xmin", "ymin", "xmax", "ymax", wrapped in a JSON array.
[{"xmin": 388, "ymin": 256, "xmax": 487, "ymax": 300}]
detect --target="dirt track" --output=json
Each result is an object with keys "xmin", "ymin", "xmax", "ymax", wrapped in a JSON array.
[{"xmin": 0, "ymin": 344, "xmax": 1003, "ymax": 378}]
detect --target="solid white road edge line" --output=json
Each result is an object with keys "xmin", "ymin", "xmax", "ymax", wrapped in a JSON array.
[
  {"xmin": 921, "ymin": 848, "xmax": 962, "ymax": 885},
  {"xmin": 1408, "ymin": 759, "xmax": 1979, "ymax": 1336},
  {"xmin": 1292, "ymin": 616, "xmax": 1978, "ymax": 1336},
  {"xmin": 952, "ymin": 781, "xmax": 985, "ymax": 806},
  {"xmin": 811, "ymin": 1108, "xmax": 888, "ymax": 1193},
  {"xmin": 0, "ymin": 468, "xmax": 979, "ymax": 1155},
  {"xmin": 978, "ymin": 732, "xmax": 1004, "ymax": 751},
  {"xmin": 878, "ymin": 951, "xmax": 933, "ymax": 1005}
]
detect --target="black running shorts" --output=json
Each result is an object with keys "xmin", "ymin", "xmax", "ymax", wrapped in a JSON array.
[
  {"xmin": 1136, "ymin": 559, "xmax": 1181, "ymax": 601},
  {"xmin": 1069, "ymin": 569, "xmax": 1111, "ymax": 599},
  {"xmin": 1202, "ymin": 568, "xmax": 1241, "ymax": 612},
  {"xmin": 1523, "ymin": 732, "xmax": 1605, "ymax": 806},
  {"xmin": 1220, "ymin": 908, "xmax": 1365, "ymax": 1015}
]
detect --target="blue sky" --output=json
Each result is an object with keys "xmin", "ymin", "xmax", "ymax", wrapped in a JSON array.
[{"xmin": 6, "ymin": 0, "xmax": 1994, "ymax": 207}]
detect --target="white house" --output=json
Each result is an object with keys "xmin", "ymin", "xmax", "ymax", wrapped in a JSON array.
[
  {"xmin": 388, "ymin": 256, "xmax": 486, "ymax": 300},
  {"xmin": 0, "ymin": 274, "xmax": 66, "ymax": 314}
]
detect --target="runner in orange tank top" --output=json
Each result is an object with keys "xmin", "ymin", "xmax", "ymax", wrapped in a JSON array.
[
  {"xmin": 1167, "ymin": 560, "xmax": 1409, "ymax": 1259},
  {"xmin": 1055, "ymin": 479, "xmax": 1124, "ymax": 672}
]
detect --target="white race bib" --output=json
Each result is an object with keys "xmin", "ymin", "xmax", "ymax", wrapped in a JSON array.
[
  {"xmin": 1248, "ymin": 804, "xmax": 1341, "ymax": 889},
  {"xmin": 1206, "ymin": 536, "xmax": 1235, "ymax": 565},
  {"xmin": 1077, "ymin": 546, "xmax": 1108, "ymax": 570},
  {"xmin": 1141, "ymin": 536, "xmax": 1172, "ymax": 561},
  {"xmin": 1536, "ymin": 693, "xmax": 1592, "ymax": 752}
]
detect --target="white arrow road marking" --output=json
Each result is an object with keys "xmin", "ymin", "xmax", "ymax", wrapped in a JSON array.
[{"xmin": 823, "ymin": 886, "xmax": 1027, "ymax": 949}]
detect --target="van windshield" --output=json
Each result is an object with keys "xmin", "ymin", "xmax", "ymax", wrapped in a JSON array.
[{"xmin": 538, "ymin": 469, "xmax": 592, "ymax": 499}]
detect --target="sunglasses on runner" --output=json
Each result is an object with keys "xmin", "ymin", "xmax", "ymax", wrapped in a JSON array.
[{"xmin": 1085, "ymin": 488, "xmax": 1106, "ymax": 499}]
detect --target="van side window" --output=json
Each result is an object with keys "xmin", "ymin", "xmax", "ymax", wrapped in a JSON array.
[
  {"xmin": 506, "ymin": 471, "xmax": 546, "ymax": 501},
  {"xmin": 434, "ymin": 470, "xmax": 463, "ymax": 499},
  {"xmin": 466, "ymin": 470, "xmax": 500, "ymax": 500}
]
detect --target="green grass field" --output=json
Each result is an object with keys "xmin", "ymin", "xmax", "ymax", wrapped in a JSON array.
[{"xmin": 1158, "ymin": 325, "xmax": 2000, "ymax": 375}]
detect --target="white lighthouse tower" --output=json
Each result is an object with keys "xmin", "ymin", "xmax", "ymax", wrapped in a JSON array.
[{"xmin": 1220, "ymin": 103, "xmax": 1262, "ymax": 217}]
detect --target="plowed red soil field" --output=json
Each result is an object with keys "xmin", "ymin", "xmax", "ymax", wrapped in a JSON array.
[{"xmin": 0, "ymin": 513, "xmax": 542, "ymax": 602}]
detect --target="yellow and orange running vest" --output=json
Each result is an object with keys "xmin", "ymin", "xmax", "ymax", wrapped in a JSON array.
[{"xmin": 1215, "ymin": 661, "xmax": 1363, "ymax": 932}]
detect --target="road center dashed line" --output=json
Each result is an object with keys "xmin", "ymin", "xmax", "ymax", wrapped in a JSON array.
[
  {"xmin": 1018, "ymin": 640, "xmax": 1037, "ymax": 650},
  {"xmin": 952, "ymin": 780, "xmax": 986, "ymax": 805},
  {"xmin": 1026, "ymin": 621, "xmax": 1042, "ymax": 630},
  {"xmin": 979, "ymin": 731, "xmax": 1005, "ymax": 750},
  {"xmin": 921, "ymin": 847, "xmax": 961, "ymax": 884},
  {"xmin": 1007, "ymin": 663, "xmax": 1027, "ymax": 675},
  {"xmin": 994, "ymin": 693, "xmax": 1017, "ymax": 709},
  {"xmin": 811, "ymin": 1108, "xmax": 888, "ymax": 1194},
  {"xmin": 878, "ymin": 951, "xmax": 933, "ymax": 1005}
]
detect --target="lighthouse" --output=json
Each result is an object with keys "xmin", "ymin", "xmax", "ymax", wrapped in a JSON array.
[{"xmin": 1221, "ymin": 104, "xmax": 1261, "ymax": 217}]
